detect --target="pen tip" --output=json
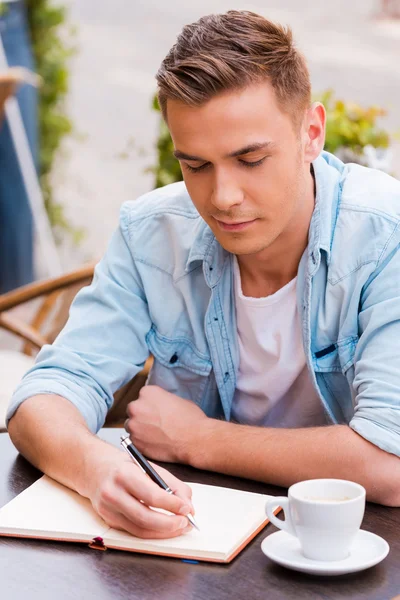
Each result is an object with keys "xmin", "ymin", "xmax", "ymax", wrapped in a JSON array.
[{"xmin": 186, "ymin": 513, "xmax": 200, "ymax": 531}]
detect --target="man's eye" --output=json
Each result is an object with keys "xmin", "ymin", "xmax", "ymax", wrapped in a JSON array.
[
  {"xmin": 183, "ymin": 162, "xmax": 210, "ymax": 173},
  {"xmin": 239, "ymin": 158, "xmax": 266, "ymax": 168},
  {"xmin": 182, "ymin": 157, "xmax": 267, "ymax": 173}
]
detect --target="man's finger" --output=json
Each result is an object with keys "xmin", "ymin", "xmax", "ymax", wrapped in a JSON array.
[
  {"xmin": 118, "ymin": 464, "xmax": 193, "ymax": 516},
  {"xmin": 156, "ymin": 465, "xmax": 195, "ymax": 513},
  {"xmin": 102, "ymin": 507, "xmax": 191, "ymax": 539},
  {"xmin": 114, "ymin": 490, "xmax": 192, "ymax": 535}
]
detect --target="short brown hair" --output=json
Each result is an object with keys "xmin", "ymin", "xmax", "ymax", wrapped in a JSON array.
[{"xmin": 156, "ymin": 11, "xmax": 311, "ymax": 125}]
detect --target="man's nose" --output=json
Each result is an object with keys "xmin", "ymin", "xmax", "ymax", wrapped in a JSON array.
[{"xmin": 211, "ymin": 171, "xmax": 244, "ymax": 211}]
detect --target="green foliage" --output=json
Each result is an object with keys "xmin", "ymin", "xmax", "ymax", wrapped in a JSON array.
[
  {"xmin": 151, "ymin": 95, "xmax": 183, "ymax": 188},
  {"xmin": 151, "ymin": 91, "xmax": 393, "ymax": 188},
  {"xmin": 26, "ymin": 0, "xmax": 80, "ymax": 240},
  {"xmin": 318, "ymin": 89, "xmax": 390, "ymax": 155}
]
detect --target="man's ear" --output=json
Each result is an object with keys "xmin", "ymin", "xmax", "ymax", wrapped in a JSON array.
[{"xmin": 303, "ymin": 102, "xmax": 326, "ymax": 163}]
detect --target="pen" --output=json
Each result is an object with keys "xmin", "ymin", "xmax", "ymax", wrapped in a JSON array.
[{"xmin": 120, "ymin": 435, "xmax": 200, "ymax": 531}]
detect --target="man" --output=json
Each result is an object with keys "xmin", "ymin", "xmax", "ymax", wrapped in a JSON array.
[{"xmin": 7, "ymin": 11, "xmax": 400, "ymax": 540}]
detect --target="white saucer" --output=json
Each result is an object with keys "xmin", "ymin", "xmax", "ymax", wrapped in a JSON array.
[{"xmin": 261, "ymin": 529, "xmax": 389, "ymax": 576}]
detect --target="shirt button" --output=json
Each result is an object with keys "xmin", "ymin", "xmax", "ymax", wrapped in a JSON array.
[{"xmin": 169, "ymin": 353, "xmax": 178, "ymax": 364}]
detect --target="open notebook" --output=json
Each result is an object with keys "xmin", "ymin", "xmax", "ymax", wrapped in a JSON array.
[{"xmin": 0, "ymin": 476, "xmax": 276, "ymax": 563}]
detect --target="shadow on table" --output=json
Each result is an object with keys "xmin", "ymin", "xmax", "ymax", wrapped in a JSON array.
[
  {"xmin": 264, "ymin": 561, "xmax": 389, "ymax": 599},
  {"xmin": 7, "ymin": 453, "xmax": 41, "ymax": 497}
]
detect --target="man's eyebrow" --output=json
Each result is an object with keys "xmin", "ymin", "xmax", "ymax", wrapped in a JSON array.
[
  {"xmin": 227, "ymin": 142, "xmax": 274, "ymax": 158},
  {"xmin": 173, "ymin": 150, "xmax": 204, "ymax": 161},
  {"xmin": 173, "ymin": 142, "xmax": 274, "ymax": 162}
]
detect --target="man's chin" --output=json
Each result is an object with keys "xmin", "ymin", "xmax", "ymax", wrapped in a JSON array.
[{"xmin": 215, "ymin": 236, "xmax": 271, "ymax": 257}]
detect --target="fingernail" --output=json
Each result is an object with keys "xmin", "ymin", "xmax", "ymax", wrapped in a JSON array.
[
  {"xmin": 179, "ymin": 505, "xmax": 191, "ymax": 516},
  {"xmin": 179, "ymin": 518, "xmax": 188, "ymax": 529},
  {"xmin": 183, "ymin": 524, "xmax": 193, "ymax": 534}
]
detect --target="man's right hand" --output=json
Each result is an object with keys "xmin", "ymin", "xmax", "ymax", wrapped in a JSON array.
[
  {"xmin": 8, "ymin": 395, "xmax": 195, "ymax": 541},
  {"xmin": 87, "ymin": 451, "xmax": 195, "ymax": 539}
]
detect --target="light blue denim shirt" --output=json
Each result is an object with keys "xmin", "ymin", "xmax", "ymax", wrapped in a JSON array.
[{"xmin": 7, "ymin": 151, "xmax": 400, "ymax": 456}]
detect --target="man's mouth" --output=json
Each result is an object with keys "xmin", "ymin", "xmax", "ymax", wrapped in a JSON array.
[{"xmin": 213, "ymin": 218, "xmax": 257, "ymax": 232}]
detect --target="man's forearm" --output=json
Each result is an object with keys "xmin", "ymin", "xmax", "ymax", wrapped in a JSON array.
[
  {"xmin": 7, "ymin": 395, "xmax": 122, "ymax": 499},
  {"xmin": 188, "ymin": 420, "xmax": 400, "ymax": 506}
]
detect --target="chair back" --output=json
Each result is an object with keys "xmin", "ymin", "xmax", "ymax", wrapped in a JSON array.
[{"xmin": 0, "ymin": 265, "xmax": 95, "ymax": 356}]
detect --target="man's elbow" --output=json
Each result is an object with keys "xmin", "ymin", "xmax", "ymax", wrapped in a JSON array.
[
  {"xmin": 7, "ymin": 408, "xmax": 23, "ymax": 449},
  {"xmin": 364, "ymin": 451, "xmax": 400, "ymax": 507},
  {"xmin": 371, "ymin": 475, "xmax": 400, "ymax": 507},
  {"xmin": 346, "ymin": 427, "xmax": 400, "ymax": 506}
]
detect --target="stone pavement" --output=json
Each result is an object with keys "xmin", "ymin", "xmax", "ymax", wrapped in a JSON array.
[{"xmin": 53, "ymin": 0, "xmax": 400, "ymax": 269}]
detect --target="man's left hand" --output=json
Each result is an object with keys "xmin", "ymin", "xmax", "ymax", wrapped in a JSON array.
[{"xmin": 125, "ymin": 385, "xmax": 207, "ymax": 463}]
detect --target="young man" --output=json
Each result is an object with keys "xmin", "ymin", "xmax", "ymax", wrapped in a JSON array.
[{"xmin": 7, "ymin": 11, "xmax": 400, "ymax": 539}]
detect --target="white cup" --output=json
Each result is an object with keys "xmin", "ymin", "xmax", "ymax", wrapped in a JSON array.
[{"xmin": 265, "ymin": 479, "xmax": 366, "ymax": 561}]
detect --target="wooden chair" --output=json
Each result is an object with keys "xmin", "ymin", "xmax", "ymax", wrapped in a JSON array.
[{"xmin": 0, "ymin": 264, "xmax": 152, "ymax": 431}]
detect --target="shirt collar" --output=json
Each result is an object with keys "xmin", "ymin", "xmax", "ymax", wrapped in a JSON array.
[
  {"xmin": 310, "ymin": 151, "xmax": 345, "ymax": 268},
  {"xmin": 186, "ymin": 220, "xmax": 229, "ymax": 288}
]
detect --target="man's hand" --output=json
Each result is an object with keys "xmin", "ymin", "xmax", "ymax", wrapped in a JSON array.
[
  {"xmin": 125, "ymin": 385, "xmax": 207, "ymax": 463},
  {"xmin": 87, "ymin": 447, "xmax": 195, "ymax": 539},
  {"xmin": 8, "ymin": 394, "xmax": 195, "ymax": 540}
]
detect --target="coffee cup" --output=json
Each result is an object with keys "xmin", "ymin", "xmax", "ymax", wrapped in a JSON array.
[{"xmin": 265, "ymin": 479, "xmax": 366, "ymax": 561}]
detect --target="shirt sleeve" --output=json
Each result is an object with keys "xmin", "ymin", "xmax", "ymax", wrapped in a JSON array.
[
  {"xmin": 6, "ymin": 206, "xmax": 152, "ymax": 433},
  {"xmin": 350, "ymin": 240, "xmax": 400, "ymax": 456}
]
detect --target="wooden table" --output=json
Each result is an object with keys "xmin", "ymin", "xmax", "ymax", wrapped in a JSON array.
[{"xmin": 1, "ymin": 429, "xmax": 400, "ymax": 600}]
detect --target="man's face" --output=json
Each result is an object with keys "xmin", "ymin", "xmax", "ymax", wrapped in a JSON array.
[{"xmin": 166, "ymin": 82, "xmax": 313, "ymax": 257}]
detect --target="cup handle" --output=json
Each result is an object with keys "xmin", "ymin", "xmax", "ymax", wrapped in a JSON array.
[{"xmin": 265, "ymin": 497, "xmax": 296, "ymax": 537}]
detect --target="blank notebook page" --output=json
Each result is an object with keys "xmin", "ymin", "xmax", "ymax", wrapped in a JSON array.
[
  {"xmin": 104, "ymin": 483, "xmax": 271, "ymax": 559},
  {"xmin": 0, "ymin": 476, "xmax": 107, "ymax": 540}
]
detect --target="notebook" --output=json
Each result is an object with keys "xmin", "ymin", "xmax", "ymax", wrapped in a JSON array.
[{"xmin": 0, "ymin": 476, "xmax": 277, "ymax": 563}]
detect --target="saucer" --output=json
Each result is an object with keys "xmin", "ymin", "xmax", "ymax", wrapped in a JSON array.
[{"xmin": 261, "ymin": 529, "xmax": 389, "ymax": 576}]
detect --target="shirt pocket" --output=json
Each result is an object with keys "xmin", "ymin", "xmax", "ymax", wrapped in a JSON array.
[
  {"xmin": 145, "ymin": 326, "xmax": 212, "ymax": 406},
  {"xmin": 313, "ymin": 337, "xmax": 358, "ymax": 423}
]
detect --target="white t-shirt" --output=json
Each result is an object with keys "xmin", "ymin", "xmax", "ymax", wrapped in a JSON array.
[{"xmin": 232, "ymin": 257, "xmax": 328, "ymax": 428}]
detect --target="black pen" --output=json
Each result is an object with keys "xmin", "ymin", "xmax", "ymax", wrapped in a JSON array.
[{"xmin": 120, "ymin": 435, "xmax": 200, "ymax": 531}]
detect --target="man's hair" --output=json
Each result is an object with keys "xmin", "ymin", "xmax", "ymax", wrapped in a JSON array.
[{"xmin": 156, "ymin": 10, "xmax": 311, "ymax": 125}]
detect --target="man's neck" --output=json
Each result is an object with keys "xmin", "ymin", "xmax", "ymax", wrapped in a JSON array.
[{"xmin": 236, "ymin": 168, "xmax": 316, "ymax": 298}]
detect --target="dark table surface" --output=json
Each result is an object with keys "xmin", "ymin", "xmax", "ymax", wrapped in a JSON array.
[{"xmin": 1, "ymin": 429, "xmax": 400, "ymax": 600}]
